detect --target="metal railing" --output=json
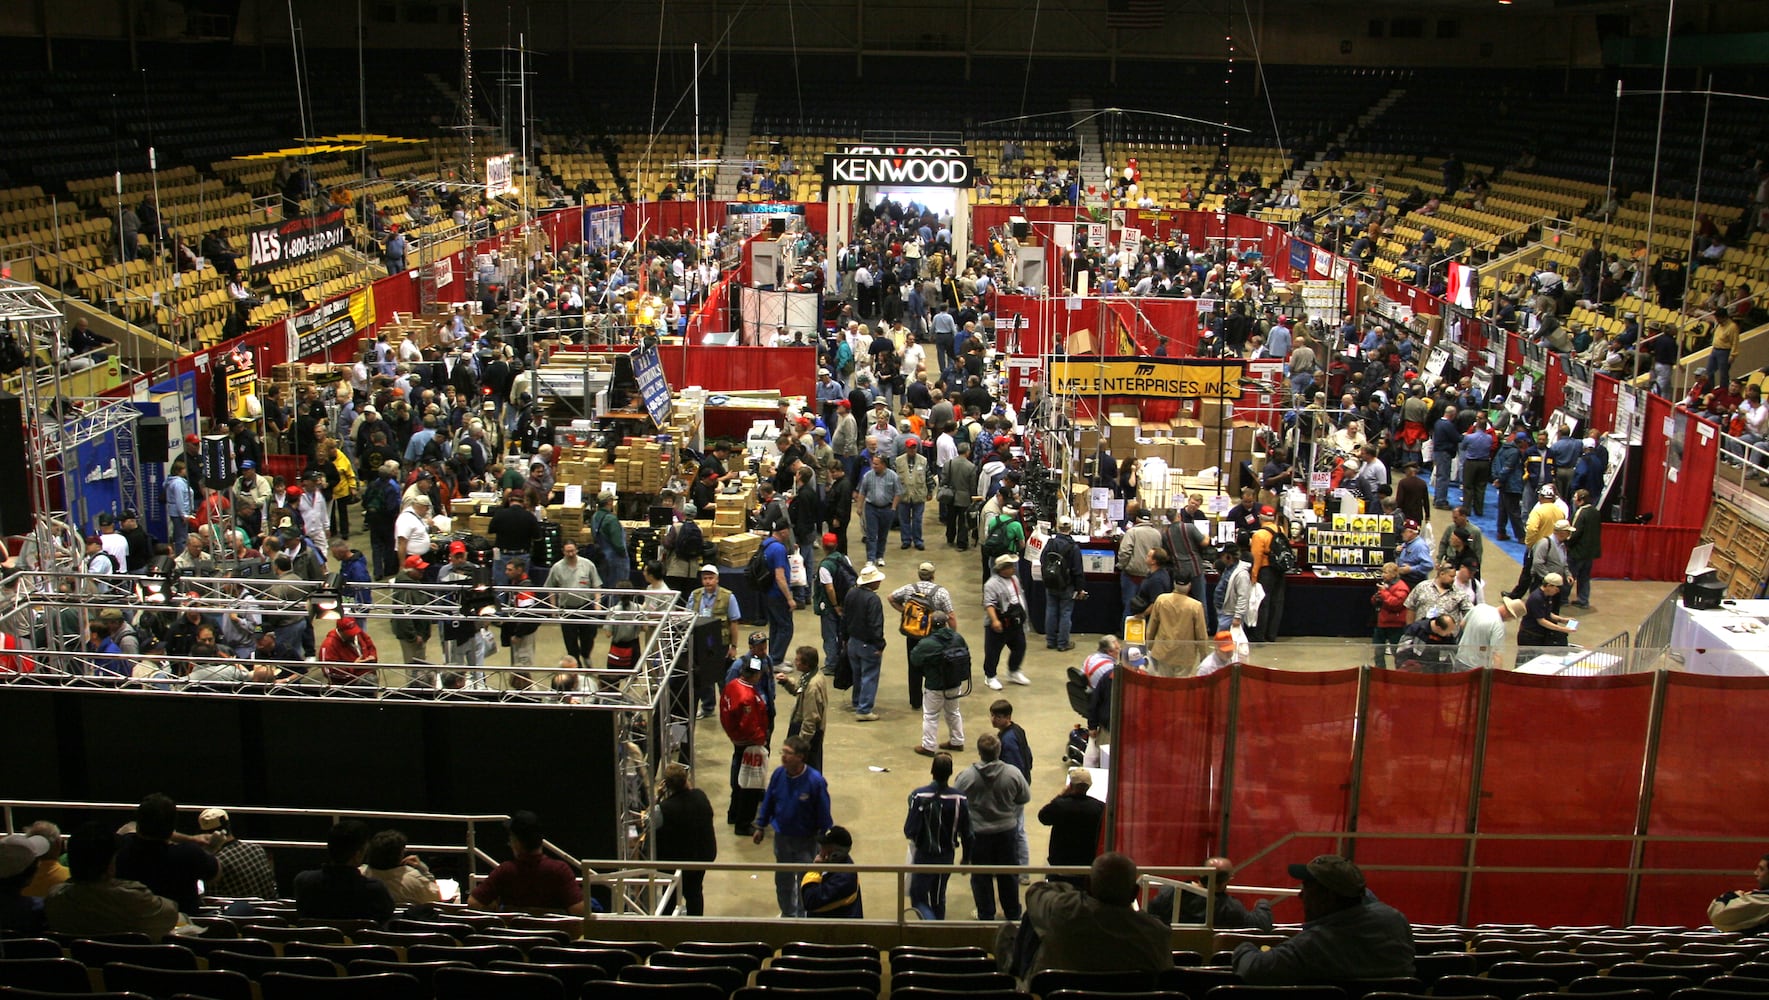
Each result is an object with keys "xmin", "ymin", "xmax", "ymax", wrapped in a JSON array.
[
  {"xmin": 0, "ymin": 798, "xmax": 522, "ymax": 894},
  {"xmin": 1234, "ymin": 829, "xmax": 1763, "ymax": 928},
  {"xmin": 576, "ymin": 857, "xmax": 1287, "ymax": 930},
  {"xmin": 2, "ymin": 572, "xmax": 693, "ymax": 709}
]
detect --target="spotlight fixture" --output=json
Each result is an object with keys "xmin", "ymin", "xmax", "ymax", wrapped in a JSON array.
[
  {"xmin": 309, "ymin": 573, "xmax": 345, "ymax": 621},
  {"xmin": 462, "ymin": 577, "xmax": 500, "ymax": 618},
  {"xmin": 137, "ymin": 566, "xmax": 180, "ymax": 605}
]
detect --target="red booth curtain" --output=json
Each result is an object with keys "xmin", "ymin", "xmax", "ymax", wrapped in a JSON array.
[
  {"xmin": 1111, "ymin": 670, "xmax": 1232, "ymax": 868},
  {"xmin": 1465, "ymin": 672, "xmax": 1656, "ymax": 926},
  {"xmin": 1635, "ymin": 673, "xmax": 1769, "ymax": 925},
  {"xmin": 1638, "ymin": 395, "xmax": 1720, "ymax": 528},
  {"xmin": 658, "ymin": 344, "xmax": 817, "ymax": 399},
  {"xmin": 1225, "ymin": 667, "xmax": 1360, "ymax": 892},
  {"xmin": 1353, "ymin": 670, "xmax": 1483, "ymax": 926}
]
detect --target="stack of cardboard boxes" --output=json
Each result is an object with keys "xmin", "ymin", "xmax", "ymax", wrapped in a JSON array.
[{"xmin": 611, "ymin": 438, "xmax": 668, "ymax": 494}]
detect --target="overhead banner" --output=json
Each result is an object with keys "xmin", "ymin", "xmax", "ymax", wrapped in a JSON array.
[
  {"xmin": 246, "ymin": 209, "xmax": 350, "ymax": 269},
  {"xmin": 824, "ymin": 144, "xmax": 975, "ymax": 188},
  {"xmin": 631, "ymin": 342, "xmax": 674, "ymax": 426},
  {"xmin": 485, "ymin": 153, "xmax": 516, "ymax": 198},
  {"xmin": 1048, "ymin": 357, "xmax": 1246, "ymax": 400},
  {"xmin": 290, "ymin": 288, "xmax": 376, "ymax": 359}
]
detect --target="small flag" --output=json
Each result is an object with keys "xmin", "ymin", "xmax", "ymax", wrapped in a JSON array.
[
  {"xmin": 1106, "ymin": 0, "xmax": 1165, "ymax": 29},
  {"xmin": 1446, "ymin": 261, "xmax": 1476, "ymax": 309}
]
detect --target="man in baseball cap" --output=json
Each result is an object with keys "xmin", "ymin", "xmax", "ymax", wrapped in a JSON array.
[{"xmin": 1231, "ymin": 854, "xmax": 1414, "ymax": 983}]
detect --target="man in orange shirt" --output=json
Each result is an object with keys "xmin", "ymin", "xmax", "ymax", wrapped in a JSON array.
[{"xmin": 1247, "ymin": 508, "xmax": 1291, "ymax": 642}]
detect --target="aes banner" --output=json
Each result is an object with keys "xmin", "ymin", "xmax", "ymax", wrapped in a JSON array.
[
  {"xmin": 1048, "ymin": 357, "xmax": 1246, "ymax": 400},
  {"xmin": 824, "ymin": 144, "xmax": 974, "ymax": 188},
  {"xmin": 246, "ymin": 209, "xmax": 351, "ymax": 269}
]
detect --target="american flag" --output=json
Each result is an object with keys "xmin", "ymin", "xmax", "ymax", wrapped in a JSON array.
[{"xmin": 1106, "ymin": 0, "xmax": 1165, "ymax": 29}]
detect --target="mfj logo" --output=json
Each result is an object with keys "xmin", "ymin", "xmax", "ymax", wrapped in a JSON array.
[{"xmin": 1134, "ymin": 364, "xmax": 1156, "ymax": 375}]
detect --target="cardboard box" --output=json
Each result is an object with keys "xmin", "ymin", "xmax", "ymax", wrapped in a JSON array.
[
  {"xmin": 1065, "ymin": 329, "xmax": 1095, "ymax": 355},
  {"xmin": 714, "ymin": 507, "xmax": 747, "ymax": 528},
  {"xmin": 715, "ymin": 532, "xmax": 764, "ymax": 567},
  {"xmin": 1107, "ymin": 415, "xmax": 1139, "ymax": 455}
]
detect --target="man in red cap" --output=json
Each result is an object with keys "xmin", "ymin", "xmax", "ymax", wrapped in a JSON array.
[
  {"xmin": 831, "ymin": 399, "xmax": 860, "ymax": 482},
  {"xmin": 319, "ymin": 616, "xmax": 378, "ymax": 686},
  {"xmin": 390, "ymin": 554, "xmax": 434, "ymax": 666},
  {"xmin": 812, "ymin": 532, "xmax": 854, "ymax": 681},
  {"xmin": 893, "ymin": 435, "xmax": 931, "ymax": 551},
  {"xmin": 438, "ymin": 539, "xmax": 488, "ymax": 685}
]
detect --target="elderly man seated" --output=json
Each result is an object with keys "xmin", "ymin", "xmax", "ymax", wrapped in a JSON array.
[
  {"xmin": 1022, "ymin": 852, "xmax": 1175, "ymax": 981},
  {"xmin": 1232, "ymin": 855, "xmax": 1414, "ymax": 984}
]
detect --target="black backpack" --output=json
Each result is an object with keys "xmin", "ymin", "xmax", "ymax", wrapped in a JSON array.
[
  {"xmin": 746, "ymin": 540, "xmax": 778, "ymax": 591},
  {"xmin": 1264, "ymin": 526, "xmax": 1297, "ymax": 575},
  {"xmin": 672, "ymin": 518, "xmax": 710, "ymax": 563},
  {"xmin": 821, "ymin": 555, "xmax": 857, "ymax": 611},
  {"xmin": 935, "ymin": 641, "xmax": 972, "ymax": 691},
  {"xmin": 1041, "ymin": 536, "xmax": 1073, "ymax": 592},
  {"xmin": 982, "ymin": 515, "xmax": 1016, "ymax": 559}
]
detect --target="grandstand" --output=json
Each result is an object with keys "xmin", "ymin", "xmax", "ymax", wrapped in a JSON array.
[{"xmin": 4, "ymin": 4, "xmax": 1769, "ymax": 988}]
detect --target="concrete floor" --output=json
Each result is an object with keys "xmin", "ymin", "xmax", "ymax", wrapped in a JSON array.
[{"xmin": 325, "ymin": 502, "xmax": 1677, "ymax": 921}]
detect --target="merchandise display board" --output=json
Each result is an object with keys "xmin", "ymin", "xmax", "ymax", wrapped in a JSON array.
[{"xmin": 1304, "ymin": 512, "xmax": 1398, "ymax": 574}]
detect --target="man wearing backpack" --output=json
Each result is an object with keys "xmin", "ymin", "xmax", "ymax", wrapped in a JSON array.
[
  {"xmin": 1041, "ymin": 519, "xmax": 1086, "ymax": 653},
  {"xmin": 910, "ymin": 611, "xmax": 970, "ymax": 757},
  {"xmin": 589, "ymin": 491, "xmax": 630, "ymax": 588},
  {"xmin": 980, "ymin": 503, "xmax": 1028, "ymax": 577},
  {"xmin": 1116, "ymin": 508, "xmax": 1165, "ymax": 628},
  {"xmin": 813, "ymin": 533, "xmax": 855, "ymax": 684},
  {"xmin": 904, "ymin": 751, "xmax": 972, "ymax": 920},
  {"xmin": 1248, "ymin": 508, "xmax": 1293, "ymax": 641},
  {"xmin": 890, "ymin": 562, "xmax": 956, "ymax": 712}
]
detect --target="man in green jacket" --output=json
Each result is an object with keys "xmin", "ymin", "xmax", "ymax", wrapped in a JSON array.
[{"xmin": 909, "ymin": 612, "xmax": 970, "ymax": 756}]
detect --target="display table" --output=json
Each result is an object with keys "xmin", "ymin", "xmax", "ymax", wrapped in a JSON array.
[
  {"xmin": 1516, "ymin": 650, "xmax": 1624, "ymax": 675},
  {"xmin": 1669, "ymin": 600, "xmax": 1769, "ymax": 676},
  {"xmin": 718, "ymin": 566, "xmax": 768, "ymax": 625},
  {"xmin": 1021, "ymin": 559, "xmax": 1377, "ymax": 638}
]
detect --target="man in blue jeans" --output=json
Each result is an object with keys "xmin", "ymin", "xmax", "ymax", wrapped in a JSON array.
[
  {"xmin": 760, "ymin": 523, "xmax": 797, "ymax": 667},
  {"xmin": 1430, "ymin": 405, "xmax": 1460, "ymax": 509},
  {"xmin": 751, "ymin": 735, "xmax": 832, "ymax": 918},
  {"xmin": 953, "ymin": 732, "xmax": 1031, "ymax": 920},
  {"xmin": 842, "ymin": 562, "xmax": 888, "ymax": 721},
  {"xmin": 855, "ymin": 453, "xmax": 902, "ymax": 567}
]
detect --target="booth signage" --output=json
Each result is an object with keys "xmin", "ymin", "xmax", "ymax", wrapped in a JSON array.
[
  {"xmin": 485, "ymin": 153, "xmax": 516, "ymax": 198},
  {"xmin": 246, "ymin": 209, "xmax": 350, "ymax": 268},
  {"xmin": 1048, "ymin": 357, "xmax": 1245, "ymax": 400},
  {"xmin": 632, "ymin": 343, "xmax": 674, "ymax": 425},
  {"xmin": 1305, "ymin": 513, "xmax": 1398, "ymax": 570},
  {"xmin": 824, "ymin": 145, "xmax": 975, "ymax": 188},
  {"xmin": 290, "ymin": 289, "xmax": 376, "ymax": 359}
]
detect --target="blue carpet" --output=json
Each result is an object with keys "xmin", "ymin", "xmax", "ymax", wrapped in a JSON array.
[{"xmin": 1448, "ymin": 479, "xmax": 1529, "ymax": 566}]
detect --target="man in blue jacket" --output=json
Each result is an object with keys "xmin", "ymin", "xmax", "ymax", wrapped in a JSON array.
[
  {"xmin": 1430, "ymin": 406, "xmax": 1460, "ymax": 508},
  {"xmin": 800, "ymin": 826, "xmax": 863, "ymax": 918},
  {"xmin": 751, "ymin": 735, "xmax": 833, "ymax": 918}
]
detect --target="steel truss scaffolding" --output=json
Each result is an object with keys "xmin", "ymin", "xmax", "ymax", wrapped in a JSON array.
[{"xmin": 0, "ymin": 571, "xmax": 695, "ymax": 865}]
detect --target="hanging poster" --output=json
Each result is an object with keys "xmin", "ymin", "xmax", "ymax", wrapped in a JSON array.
[{"xmin": 631, "ymin": 342, "xmax": 674, "ymax": 426}]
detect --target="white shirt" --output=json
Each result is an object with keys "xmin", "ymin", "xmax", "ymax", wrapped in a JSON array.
[
  {"xmin": 1456, "ymin": 603, "xmax": 1507, "ymax": 670},
  {"xmin": 396, "ymin": 508, "xmax": 432, "ymax": 556},
  {"xmin": 935, "ymin": 433, "xmax": 957, "ymax": 467},
  {"xmin": 99, "ymin": 531, "xmax": 128, "ymax": 568},
  {"xmin": 902, "ymin": 343, "xmax": 926, "ymax": 380},
  {"xmin": 399, "ymin": 338, "xmax": 423, "ymax": 364}
]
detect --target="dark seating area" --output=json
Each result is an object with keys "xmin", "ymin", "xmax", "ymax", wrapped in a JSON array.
[{"xmin": 7, "ymin": 918, "xmax": 1769, "ymax": 1000}]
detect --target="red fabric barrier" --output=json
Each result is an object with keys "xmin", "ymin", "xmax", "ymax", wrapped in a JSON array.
[
  {"xmin": 1639, "ymin": 395, "xmax": 1720, "ymax": 528},
  {"xmin": 1590, "ymin": 524, "xmax": 1704, "ymax": 581},
  {"xmin": 1354, "ymin": 670, "xmax": 1482, "ymax": 925},
  {"xmin": 1111, "ymin": 669, "xmax": 1232, "ymax": 867},
  {"xmin": 1378, "ymin": 276, "xmax": 1441, "ymax": 317},
  {"xmin": 1590, "ymin": 373, "xmax": 1621, "ymax": 435},
  {"xmin": 1541, "ymin": 354, "xmax": 1567, "ymax": 420},
  {"xmin": 1635, "ymin": 673, "xmax": 1769, "ymax": 925},
  {"xmin": 1466, "ymin": 672, "xmax": 1656, "ymax": 926},
  {"xmin": 1225, "ymin": 667, "xmax": 1360, "ymax": 891},
  {"xmin": 657, "ymin": 344, "xmax": 817, "ymax": 399}
]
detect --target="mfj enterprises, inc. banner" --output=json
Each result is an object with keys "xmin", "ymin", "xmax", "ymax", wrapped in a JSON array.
[{"xmin": 1048, "ymin": 357, "xmax": 1246, "ymax": 400}]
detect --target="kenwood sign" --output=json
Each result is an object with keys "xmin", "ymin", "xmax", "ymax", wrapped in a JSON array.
[{"xmin": 824, "ymin": 145, "xmax": 975, "ymax": 188}]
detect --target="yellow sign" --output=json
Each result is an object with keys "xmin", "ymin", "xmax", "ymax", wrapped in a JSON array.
[
  {"xmin": 1048, "ymin": 357, "xmax": 1245, "ymax": 400},
  {"xmin": 225, "ymin": 367, "xmax": 258, "ymax": 421}
]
